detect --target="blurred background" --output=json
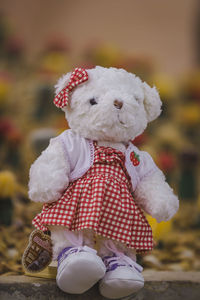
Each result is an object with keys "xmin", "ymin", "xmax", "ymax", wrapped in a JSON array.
[{"xmin": 0, "ymin": 0, "xmax": 200, "ymax": 276}]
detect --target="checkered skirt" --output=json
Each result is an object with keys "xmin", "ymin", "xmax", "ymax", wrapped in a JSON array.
[{"xmin": 32, "ymin": 144, "xmax": 153, "ymax": 253}]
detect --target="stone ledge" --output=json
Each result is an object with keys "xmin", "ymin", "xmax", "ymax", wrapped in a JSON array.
[{"xmin": 0, "ymin": 271, "xmax": 200, "ymax": 300}]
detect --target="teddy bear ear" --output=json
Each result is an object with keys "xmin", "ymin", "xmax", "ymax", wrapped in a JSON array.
[
  {"xmin": 142, "ymin": 82, "xmax": 162, "ymax": 122},
  {"xmin": 54, "ymin": 72, "xmax": 72, "ymax": 96}
]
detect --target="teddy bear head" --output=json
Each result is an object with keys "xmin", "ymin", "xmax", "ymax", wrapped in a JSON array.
[{"xmin": 54, "ymin": 66, "xmax": 162, "ymax": 143}]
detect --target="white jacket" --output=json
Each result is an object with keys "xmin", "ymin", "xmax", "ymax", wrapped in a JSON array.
[{"xmin": 57, "ymin": 130, "xmax": 159, "ymax": 192}]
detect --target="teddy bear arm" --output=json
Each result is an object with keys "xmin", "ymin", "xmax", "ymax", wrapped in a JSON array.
[
  {"xmin": 134, "ymin": 170, "xmax": 179, "ymax": 223},
  {"xmin": 28, "ymin": 138, "xmax": 70, "ymax": 203}
]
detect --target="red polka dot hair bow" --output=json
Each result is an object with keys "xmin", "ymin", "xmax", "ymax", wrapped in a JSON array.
[{"xmin": 53, "ymin": 67, "xmax": 89, "ymax": 108}]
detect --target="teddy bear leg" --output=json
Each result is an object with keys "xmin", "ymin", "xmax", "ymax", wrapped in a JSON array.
[
  {"xmin": 98, "ymin": 238, "xmax": 144, "ymax": 299},
  {"xmin": 50, "ymin": 227, "xmax": 106, "ymax": 294}
]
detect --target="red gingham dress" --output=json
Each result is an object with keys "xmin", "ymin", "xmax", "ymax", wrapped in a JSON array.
[{"xmin": 32, "ymin": 143, "xmax": 153, "ymax": 253}]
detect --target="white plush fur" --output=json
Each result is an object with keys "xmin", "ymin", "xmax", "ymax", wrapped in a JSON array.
[
  {"xmin": 56, "ymin": 66, "xmax": 162, "ymax": 143},
  {"xmin": 134, "ymin": 170, "xmax": 179, "ymax": 222},
  {"xmin": 29, "ymin": 138, "xmax": 70, "ymax": 203},
  {"xmin": 29, "ymin": 66, "xmax": 178, "ymax": 259}
]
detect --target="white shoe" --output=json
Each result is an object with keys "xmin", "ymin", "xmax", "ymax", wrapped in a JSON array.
[
  {"xmin": 99, "ymin": 254, "xmax": 144, "ymax": 299},
  {"xmin": 56, "ymin": 246, "xmax": 106, "ymax": 294}
]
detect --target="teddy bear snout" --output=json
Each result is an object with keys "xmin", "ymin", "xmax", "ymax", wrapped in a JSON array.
[{"xmin": 114, "ymin": 100, "xmax": 123, "ymax": 110}]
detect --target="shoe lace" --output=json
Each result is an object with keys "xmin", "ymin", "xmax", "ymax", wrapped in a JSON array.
[
  {"xmin": 58, "ymin": 245, "xmax": 97, "ymax": 267},
  {"xmin": 103, "ymin": 240, "xmax": 143, "ymax": 273}
]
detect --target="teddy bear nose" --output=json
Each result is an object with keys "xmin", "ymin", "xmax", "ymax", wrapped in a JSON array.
[{"xmin": 114, "ymin": 100, "xmax": 123, "ymax": 109}]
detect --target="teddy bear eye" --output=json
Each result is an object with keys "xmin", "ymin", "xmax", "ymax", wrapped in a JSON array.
[{"xmin": 89, "ymin": 98, "xmax": 97, "ymax": 105}]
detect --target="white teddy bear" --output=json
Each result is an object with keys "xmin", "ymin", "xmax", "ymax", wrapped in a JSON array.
[{"xmin": 28, "ymin": 66, "xmax": 179, "ymax": 299}]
